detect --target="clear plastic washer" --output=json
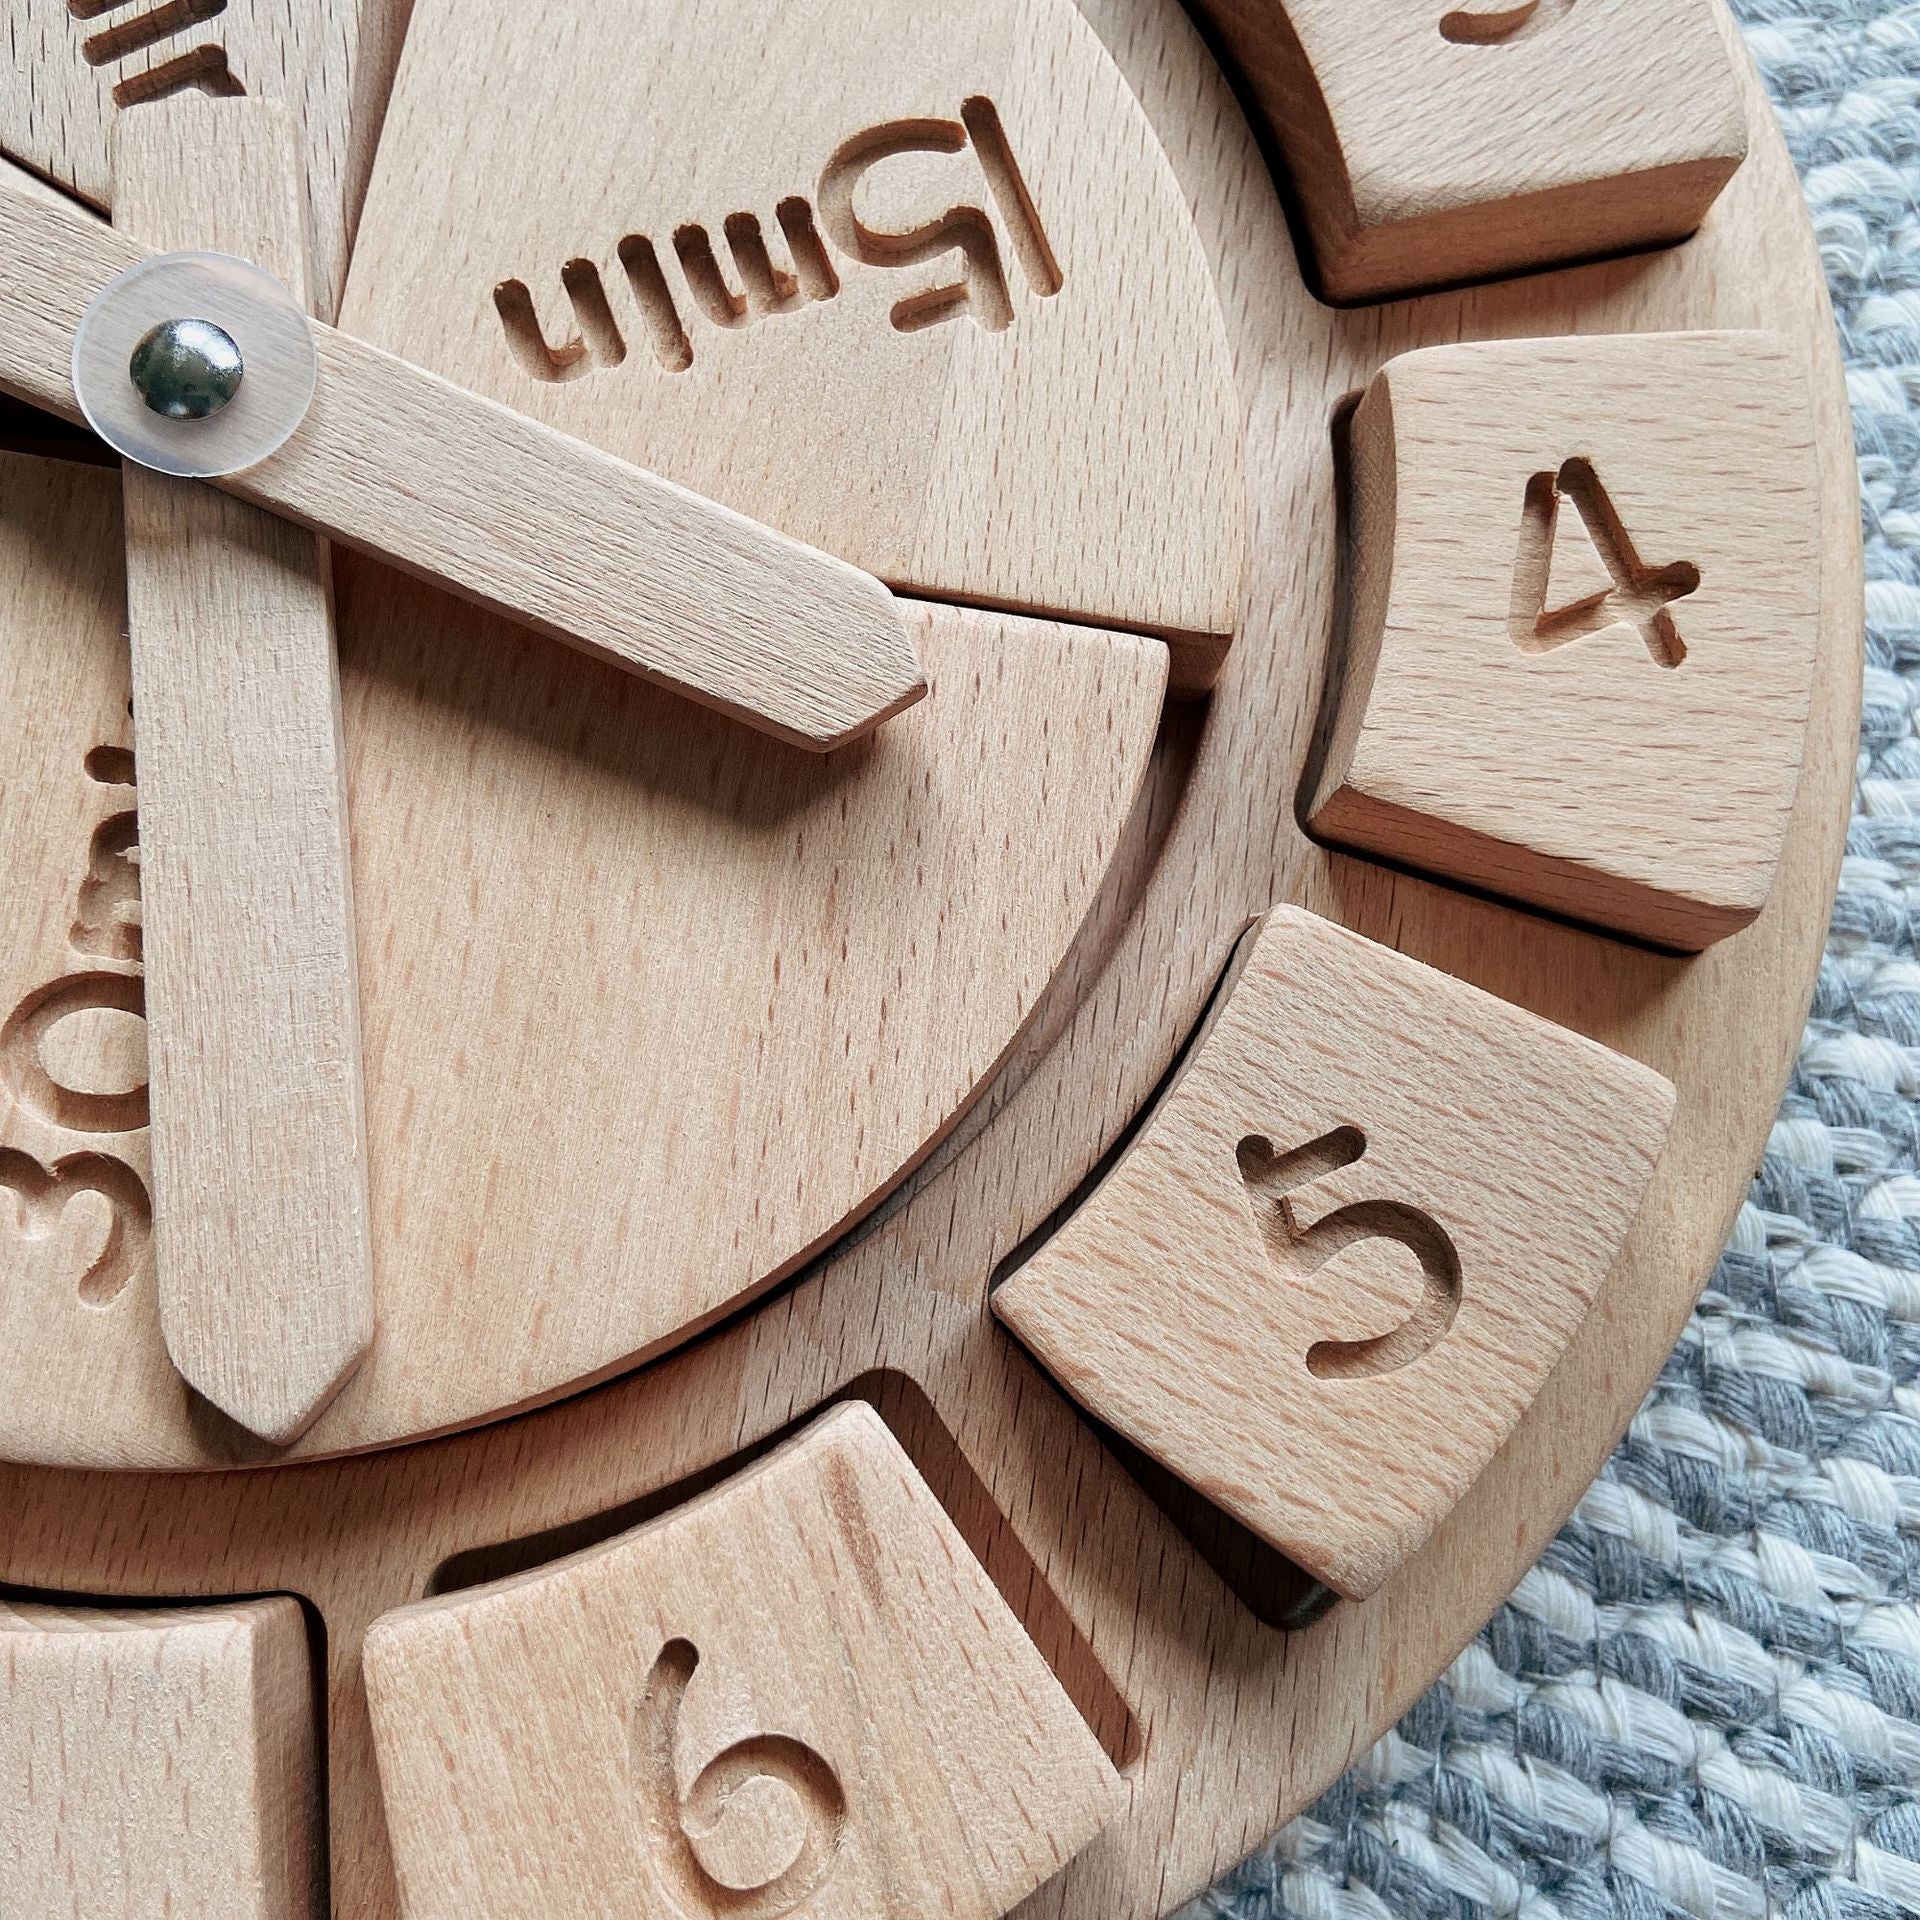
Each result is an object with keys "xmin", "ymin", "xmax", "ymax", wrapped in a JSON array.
[{"xmin": 72, "ymin": 251, "xmax": 317, "ymax": 478}]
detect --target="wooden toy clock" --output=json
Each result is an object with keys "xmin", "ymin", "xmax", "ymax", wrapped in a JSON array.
[{"xmin": 0, "ymin": 0, "xmax": 1861, "ymax": 1914}]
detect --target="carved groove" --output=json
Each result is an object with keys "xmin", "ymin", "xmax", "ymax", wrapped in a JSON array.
[
  {"xmin": 70, "ymin": 810, "xmax": 142, "ymax": 963},
  {"xmin": 83, "ymin": 744, "xmax": 136, "ymax": 787},
  {"xmin": 961, "ymin": 95, "xmax": 1063, "ymax": 296},
  {"xmin": 723, "ymin": 212, "xmax": 800, "ymax": 314},
  {"xmin": 620, "ymin": 235, "xmax": 697, "ymax": 370},
  {"xmin": 1237, "ymin": 1128, "xmax": 1463, "ymax": 1378},
  {"xmin": 819, "ymin": 117, "xmax": 1014, "ymax": 332},
  {"xmin": 560, "ymin": 258, "xmax": 627, "ymax": 369},
  {"xmin": 775, "ymin": 199, "xmax": 840, "ymax": 303},
  {"xmin": 67, "ymin": 0, "xmax": 244, "ymax": 104},
  {"xmin": 110, "ymin": 45, "xmax": 243, "ymax": 107},
  {"xmin": 674, "ymin": 224, "xmax": 751, "ymax": 329},
  {"xmin": 632, "ymin": 1638, "xmax": 847, "ymax": 1920},
  {"xmin": 1510, "ymin": 457, "xmax": 1699, "ymax": 668},
  {"xmin": 0, "ymin": 1147, "xmax": 151, "ymax": 1306},
  {"xmin": 493, "ymin": 273, "xmax": 598, "ymax": 383},
  {"xmin": 74, "ymin": 0, "xmax": 223, "ymax": 63}
]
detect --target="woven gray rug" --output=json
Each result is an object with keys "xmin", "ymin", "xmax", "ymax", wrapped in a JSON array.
[{"xmin": 1190, "ymin": 6, "xmax": 1920, "ymax": 1917}]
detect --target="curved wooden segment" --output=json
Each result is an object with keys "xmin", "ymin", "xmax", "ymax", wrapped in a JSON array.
[
  {"xmin": 1196, "ymin": 0, "xmax": 1748, "ymax": 300},
  {"xmin": 1309, "ymin": 331, "xmax": 1822, "ymax": 949},
  {"xmin": 995, "ymin": 906, "xmax": 1676, "ymax": 1597},
  {"xmin": 341, "ymin": 0, "xmax": 1246, "ymax": 670},
  {"xmin": 0, "ymin": 1594, "xmax": 322, "ymax": 1918},
  {"xmin": 0, "ymin": 0, "xmax": 399, "ymax": 321},
  {"xmin": 0, "ymin": 457, "xmax": 1167, "ymax": 1467},
  {"xmin": 363, "ymin": 1402, "xmax": 1123, "ymax": 1920},
  {"xmin": 0, "ymin": 161, "xmax": 924, "ymax": 753}
]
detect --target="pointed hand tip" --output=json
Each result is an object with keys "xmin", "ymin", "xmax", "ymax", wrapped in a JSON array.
[{"xmin": 168, "ymin": 1329, "xmax": 371, "ymax": 1450}]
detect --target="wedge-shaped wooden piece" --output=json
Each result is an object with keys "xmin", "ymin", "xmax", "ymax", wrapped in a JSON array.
[
  {"xmin": 343, "ymin": 0, "xmax": 1246, "ymax": 680},
  {"xmin": 0, "ymin": 0, "xmax": 387, "ymax": 320},
  {"xmin": 1309, "ymin": 332, "xmax": 1821, "ymax": 949},
  {"xmin": 117, "ymin": 98, "xmax": 372, "ymax": 1446},
  {"xmin": 0, "ymin": 1595, "xmax": 321, "ymax": 1918},
  {"xmin": 0, "ymin": 466, "xmax": 1163, "ymax": 1467},
  {"xmin": 0, "ymin": 158, "xmax": 922, "ymax": 752},
  {"xmin": 364, "ymin": 1402, "xmax": 1122, "ymax": 1920},
  {"xmin": 1195, "ymin": 0, "xmax": 1748, "ymax": 300},
  {"xmin": 996, "ymin": 907, "xmax": 1675, "ymax": 1598}
]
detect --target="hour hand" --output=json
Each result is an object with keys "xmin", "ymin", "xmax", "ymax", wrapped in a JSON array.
[{"xmin": 0, "ymin": 152, "xmax": 927, "ymax": 754}]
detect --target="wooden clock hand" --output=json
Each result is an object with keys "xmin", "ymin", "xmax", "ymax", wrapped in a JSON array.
[
  {"xmin": 110, "ymin": 97, "xmax": 367, "ymax": 1447},
  {"xmin": 0, "ymin": 155, "xmax": 927, "ymax": 752}
]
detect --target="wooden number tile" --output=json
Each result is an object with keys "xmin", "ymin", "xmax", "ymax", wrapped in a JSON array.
[
  {"xmin": 341, "ymin": 0, "xmax": 1247, "ymax": 679},
  {"xmin": 1196, "ymin": 0, "xmax": 1748, "ymax": 300},
  {"xmin": 1308, "ymin": 331, "xmax": 1822, "ymax": 950},
  {"xmin": 364, "ymin": 1402, "xmax": 1124, "ymax": 1920},
  {"xmin": 116, "ymin": 97, "xmax": 373, "ymax": 1446},
  {"xmin": 0, "ymin": 0, "xmax": 389, "ymax": 322},
  {"xmin": 995, "ymin": 906, "xmax": 1676, "ymax": 1599},
  {"xmin": 0, "ymin": 1595, "xmax": 322, "ymax": 1918}
]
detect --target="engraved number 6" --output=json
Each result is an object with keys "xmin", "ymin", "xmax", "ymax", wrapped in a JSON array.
[{"xmin": 631, "ymin": 1638, "xmax": 848, "ymax": 1920}]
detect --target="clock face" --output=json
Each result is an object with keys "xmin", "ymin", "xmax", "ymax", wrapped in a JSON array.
[
  {"xmin": 0, "ymin": 0, "xmax": 1247, "ymax": 1468},
  {"xmin": 0, "ymin": 0, "xmax": 1856, "ymax": 1915}
]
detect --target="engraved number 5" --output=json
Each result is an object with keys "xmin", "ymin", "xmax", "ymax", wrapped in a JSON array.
[{"xmin": 1236, "ymin": 1126, "xmax": 1462, "ymax": 1378}]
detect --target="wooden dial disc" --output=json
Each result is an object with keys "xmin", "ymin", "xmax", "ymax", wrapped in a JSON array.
[{"xmin": 0, "ymin": 2, "xmax": 1859, "ymax": 1918}]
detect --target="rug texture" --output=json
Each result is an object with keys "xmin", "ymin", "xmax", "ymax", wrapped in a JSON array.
[{"xmin": 1192, "ymin": 6, "xmax": 1920, "ymax": 1916}]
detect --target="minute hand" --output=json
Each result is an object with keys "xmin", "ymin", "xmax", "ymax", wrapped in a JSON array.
[{"xmin": 0, "ymin": 160, "xmax": 927, "ymax": 752}]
